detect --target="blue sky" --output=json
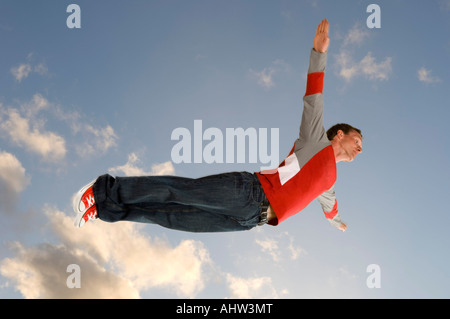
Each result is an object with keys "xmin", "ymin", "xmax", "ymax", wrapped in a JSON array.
[{"xmin": 0, "ymin": 0, "xmax": 449, "ymax": 299}]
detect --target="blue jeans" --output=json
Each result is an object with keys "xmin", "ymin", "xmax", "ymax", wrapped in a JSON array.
[{"xmin": 93, "ymin": 171, "xmax": 269, "ymax": 232}]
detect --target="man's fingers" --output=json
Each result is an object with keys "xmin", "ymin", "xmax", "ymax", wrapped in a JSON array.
[
  {"xmin": 314, "ymin": 19, "xmax": 330, "ymax": 53},
  {"xmin": 316, "ymin": 19, "xmax": 328, "ymax": 35}
]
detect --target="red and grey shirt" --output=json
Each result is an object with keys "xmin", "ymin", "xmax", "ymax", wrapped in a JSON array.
[{"xmin": 256, "ymin": 48, "xmax": 343, "ymax": 229}]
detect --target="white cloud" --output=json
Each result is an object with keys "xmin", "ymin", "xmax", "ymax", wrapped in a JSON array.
[
  {"xmin": 10, "ymin": 57, "xmax": 48, "ymax": 83},
  {"xmin": 67, "ymin": 110, "xmax": 117, "ymax": 158},
  {"xmin": 0, "ymin": 93, "xmax": 118, "ymax": 162},
  {"xmin": 10, "ymin": 64, "xmax": 32, "ymax": 83},
  {"xmin": 0, "ymin": 151, "xmax": 30, "ymax": 212},
  {"xmin": 327, "ymin": 265, "xmax": 359, "ymax": 292},
  {"xmin": 0, "ymin": 151, "xmax": 30, "ymax": 194},
  {"xmin": 33, "ymin": 63, "xmax": 48, "ymax": 76},
  {"xmin": 0, "ymin": 106, "xmax": 67, "ymax": 162},
  {"xmin": 255, "ymin": 237, "xmax": 280, "ymax": 262},
  {"xmin": 0, "ymin": 206, "xmax": 214, "ymax": 298},
  {"xmin": 250, "ymin": 59, "xmax": 290, "ymax": 89},
  {"xmin": 335, "ymin": 51, "xmax": 359, "ymax": 81},
  {"xmin": 0, "ymin": 241, "xmax": 139, "ymax": 299},
  {"xmin": 226, "ymin": 274, "xmax": 283, "ymax": 299},
  {"xmin": 334, "ymin": 24, "xmax": 392, "ymax": 83},
  {"xmin": 75, "ymin": 124, "xmax": 118, "ymax": 157},
  {"xmin": 336, "ymin": 51, "xmax": 392, "ymax": 82},
  {"xmin": 251, "ymin": 67, "xmax": 276, "ymax": 89},
  {"xmin": 150, "ymin": 161, "xmax": 176, "ymax": 175},
  {"xmin": 109, "ymin": 153, "xmax": 175, "ymax": 177},
  {"xmin": 22, "ymin": 93, "xmax": 50, "ymax": 117},
  {"xmin": 342, "ymin": 25, "xmax": 370, "ymax": 47},
  {"xmin": 255, "ymin": 231, "xmax": 305, "ymax": 262},
  {"xmin": 359, "ymin": 52, "xmax": 392, "ymax": 81},
  {"xmin": 417, "ymin": 67, "xmax": 441, "ymax": 83}
]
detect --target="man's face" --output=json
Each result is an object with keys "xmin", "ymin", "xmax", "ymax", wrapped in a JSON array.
[{"xmin": 338, "ymin": 130, "xmax": 363, "ymax": 162}]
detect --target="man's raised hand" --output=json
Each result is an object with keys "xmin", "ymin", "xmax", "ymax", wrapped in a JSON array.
[{"xmin": 313, "ymin": 18, "xmax": 330, "ymax": 53}]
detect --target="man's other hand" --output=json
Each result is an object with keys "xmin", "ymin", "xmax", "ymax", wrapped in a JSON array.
[{"xmin": 338, "ymin": 223, "xmax": 347, "ymax": 232}]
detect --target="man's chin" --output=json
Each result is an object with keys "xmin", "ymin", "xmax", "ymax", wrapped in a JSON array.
[{"xmin": 345, "ymin": 155, "xmax": 355, "ymax": 162}]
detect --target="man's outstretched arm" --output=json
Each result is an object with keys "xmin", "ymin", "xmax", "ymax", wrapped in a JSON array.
[{"xmin": 299, "ymin": 19, "xmax": 329, "ymax": 142}]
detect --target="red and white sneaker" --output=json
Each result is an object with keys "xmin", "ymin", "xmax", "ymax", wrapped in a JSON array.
[
  {"xmin": 73, "ymin": 180, "xmax": 98, "ymax": 227},
  {"xmin": 75, "ymin": 205, "xmax": 98, "ymax": 228},
  {"xmin": 73, "ymin": 180, "xmax": 96, "ymax": 214}
]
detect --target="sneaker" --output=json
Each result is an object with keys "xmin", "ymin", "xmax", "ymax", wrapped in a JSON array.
[
  {"xmin": 74, "ymin": 205, "xmax": 98, "ymax": 228},
  {"xmin": 72, "ymin": 180, "xmax": 96, "ymax": 214}
]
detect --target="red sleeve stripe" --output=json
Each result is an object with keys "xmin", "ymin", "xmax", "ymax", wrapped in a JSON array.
[
  {"xmin": 304, "ymin": 72, "xmax": 324, "ymax": 97},
  {"xmin": 323, "ymin": 200, "xmax": 338, "ymax": 220}
]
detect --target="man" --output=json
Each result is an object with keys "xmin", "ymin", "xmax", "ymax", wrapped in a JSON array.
[{"xmin": 73, "ymin": 19, "xmax": 362, "ymax": 233}]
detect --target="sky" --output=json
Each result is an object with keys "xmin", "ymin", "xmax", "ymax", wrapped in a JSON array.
[{"xmin": 0, "ymin": 0, "xmax": 449, "ymax": 299}]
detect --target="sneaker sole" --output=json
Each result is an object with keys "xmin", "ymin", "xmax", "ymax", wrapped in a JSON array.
[
  {"xmin": 74, "ymin": 212, "xmax": 86, "ymax": 228},
  {"xmin": 74, "ymin": 206, "xmax": 98, "ymax": 228}
]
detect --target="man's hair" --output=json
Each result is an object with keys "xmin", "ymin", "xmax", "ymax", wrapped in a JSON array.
[{"xmin": 326, "ymin": 123, "xmax": 362, "ymax": 141}]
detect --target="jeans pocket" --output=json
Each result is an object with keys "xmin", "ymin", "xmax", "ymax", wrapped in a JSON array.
[{"xmin": 248, "ymin": 181, "xmax": 258, "ymax": 204}]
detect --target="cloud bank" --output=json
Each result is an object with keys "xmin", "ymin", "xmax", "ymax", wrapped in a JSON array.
[
  {"xmin": 0, "ymin": 151, "xmax": 30, "ymax": 213},
  {"xmin": 1, "ymin": 207, "xmax": 213, "ymax": 298}
]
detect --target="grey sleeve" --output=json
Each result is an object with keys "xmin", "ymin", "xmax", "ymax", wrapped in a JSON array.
[
  {"xmin": 299, "ymin": 48, "xmax": 328, "ymax": 143},
  {"xmin": 317, "ymin": 186, "xmax": 344, "ymax": 229}
]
